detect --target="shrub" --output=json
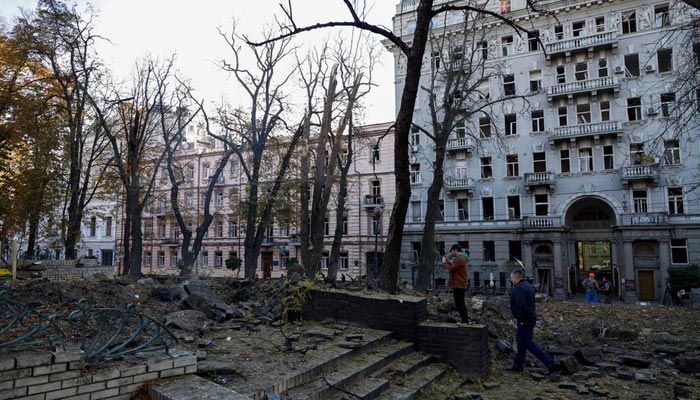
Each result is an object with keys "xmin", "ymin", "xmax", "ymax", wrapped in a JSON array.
[{"xmin": 667, "ymin": 264, "xmax": 700, "ymax": 291}]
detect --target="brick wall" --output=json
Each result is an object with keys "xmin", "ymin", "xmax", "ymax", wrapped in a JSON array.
[
  {"xmin": 302, "ymin": 289, "xmax": 427, "ymax": 341},
  {"xmin": 0, "ymin": 347, "xmax": 196, "ymax": 400},
  {"xmin": 38, "ymin": 266, "xmax": 113, "ymax": 282},
  {"xmin": 417, "ymin": 323, "xmax": 490, "ymax": 379}
]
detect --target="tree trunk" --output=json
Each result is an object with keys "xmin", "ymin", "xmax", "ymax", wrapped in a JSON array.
[
  {"xmin": 64, "ymin": 135, "xmax": 82, "ymax": 260},
  {"xmin": 417, "ymin": 148, "xmax": 447, "ymax": 290},
  {"xmin": 121, "ymin": 197, "xmax": 131, "ymax": 276},
  {"xmin": 127, "ymin": 192, "xmax": 143, "ymax": 280},
  {"xmin": 379, "ymin": 0, "xmax": 434, "ymax": 294}
]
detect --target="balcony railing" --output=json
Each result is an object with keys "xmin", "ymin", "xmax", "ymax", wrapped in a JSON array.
[
  {"xmin": 444, "ymin": 178, "xmax": 475, "ymax": 192},
  {"xmin": 546, "ymin": 76, "xmax": 619, "ymax": 100},
  {"xmin": 621, "ymin": 164, "xmax": 661, "ymax": 184},
  {"xmin": 524, "ymin": 172, "xmax": 555, "ymax": 186},
  {"xmin": 446, "ymin": 137, "xmax": 474, "ymax": 153},
  {"xmin": 161, "ymin": 238, "xmax": 180, "ymax": 247},
  {"xmin": 522, "ymin": 216, "xmax": 561, "ymax": 229},
  {"xmin": 545, "ymin": 30, "xmax": 618, "ymax": 57},
  {"xmin": 621, "ymin": 212, "xmax": 669, "ymax": 226},
  {"xmin": 363, "ymin": 195, "xmax": 384, "ymax": 209},
  {"xmin": 550, "ymin": 121, "xmax": 622, "ymax": 141}
]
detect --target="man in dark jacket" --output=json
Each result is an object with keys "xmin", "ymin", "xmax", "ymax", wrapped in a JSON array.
[
  {"xmin": 442, "ymin": 244, "xmax": 469, "ymax": 323},
  {"xmin": 507, "ymin": 269, "xmax": 560, "ymax": 373}
]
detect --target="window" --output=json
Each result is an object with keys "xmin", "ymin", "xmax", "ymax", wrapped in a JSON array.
[
  {"xmin": 144, "ymin": 253, "xmax": 152, "ymax": 267},
  {"xmin": 158, "ymin": 223, "xmax": 166, "ymax": 239},
  {"xmin": 630, "ymin": 143, "xmax": 644, "ymax": 165},
  {"xmin": 483, "ymin": 241, "xmax": 496, "ymax": 262},
  {"xmin": 501, "ymin": 35, "xmax": 514, "ymax": 57},
  {"xmin": 324, "ymin": 216, "xmax": 330, "ymax": 236},
  {"xmin": 554, "ymin": 25, "xmax": 564, "ymax": 40},
  {"xmin": 579, "ymin": 148, "xmax": 593, "ymax": 172},
  {"xmin": 507, "ymin": 196, "xmax": 521, "ymax": 219},
  {"xmin": 370, "ymin": 214, "xmax": 381, "ymax": 235},
  {"xmin": 657, "ymin": 48, "xmax": 673, "ymax": 73},
  {"xmin": 500, "ymin": 0, "xmax": 511, "ymax": 13},
  {"xmin": 202, "ymin": 164, "xmax": 210, "ymax": 179},
  {"xmin": 185, "ymin": 192, "xmax": 193, "ymax": 207},
  {"xmin": 560, "ymin": 149, "xmax": 570, "ymax": 173},
  {"xmin": 505, "ymin": 114, "xmax": 517, "ymax": 136},
  {"xmin": 627, "ymin": 97, "xmax": 642, "ymax": 121},
  {"xmin": 89, "ymin": 216, "xmax": 96, "ymax": 236},
  {"xmin": 410, "ymin": 164, "xmax": 421, "ymax": 184},
  {"xmin": 451, "ymin": 45, "xmax": 463, "ymax": 61},
  {"xmin": 664, "ymin": 140, "xmax": 680, "ymax": 164},
  {"xmin": 509, "ymin": 241, "xmax": 523, "ymax": 262},
  {"xmin": 654, "ymin": 4, "xmax": 669, "ymax": 28},
  {"xmin": 529, "ymin": 70, "xmax": 541, "ymax": 92},
  {"xmin": 342, "ymin": 214, "xmax": 348, "ymax": 235},
  {"xmin": 230, "ymin": 160, "xmax": 238, "ymax": 177},
  {"xmin": 477, "ymin": 41, "xmax": 488, "ymax": 60},
  {"xmin": 633, "ymin": 190, "xmax": 648, "ymax": 213},
  {"xmin": 533, "ymin": 152, "xmax": 546, "ymax": 172},
  {"xmin": 412, "ymin": 201, "xmax": 421, "ymax": 221},
  {"xmin": 503, "ymin": 74, "xmax": 515, "ymax": 96},
  {"xmin": 339, "ymin": 252, "xmax": 349, "ymax": 270},
  {"xmin": 371, "ymin": 179, "xmax": 381, "ymax": 197},
  {"xmin": 410, "ymin": 126, "xmax": 420, "ymax": 146},
  {"xmin": 558, "ymin": 106, "xmax": 568, "ymax": 126},
  {"xmin": 575, "ymin": 62, "xmax": 588, "ymax": 81},
  {"xmin": 455, "ymin": 120, "xmax": 466, "ymax": 138},
  {"xmin": 264, "ymin": 226, "xmax": 273, "ymax": 242},
  {"xmin": 215, "ymin": 191, "xmax": 224, "ymax": 206},
  {"xmin": 598, "ymin": 59, "xmax": 608, "ymax": 77},
  {"xmin": 572, "ymin": 21, "xmax": 586, "ymax": 37},
  {"xmin": 160, "ymin": 168, "xmax": 167, "ymax": 182},
  {"xmin": 668, "ymin": 187, "xmax": 684, "ymax": 215},
  {"xmin": 215, "ymin": 220, "xmax": 223, "ymax": 237},
  {"xmin": 158, "ymin": 252, "xmax": 165, "ymax": 266},
  {"xmin": 171, "ymin": 253, "xmax": 179, "ymax": 267},
  {"xmin": 660, "ymin": 93, "xmax": 675, "ymax": 117},
  {"xmin": 371, "ymin": 145, "xmax": 380, "ymax": 163},
  {"xmin": 479, "ymin": 115, "xmax": 492, "ymax": 138},
  {"xmin": 215, "ymin": 251, "xmax": 223, "ymax": 268},
  {"xmin": 506, "ymin": 154, "xmax": 519, "ymax": 177},
  {"xmin": 457, "ymin": 198, "xmax": 469, "ymax": 221},
  {"xmin": 279, "ymin": 222, "xmax": 289, "ymax": 237},
  {"xmin": 481, "ymin": 157, "xmax": 493, "ymax": 179},
  {"xmin": 144, "ymin": 226, "xmax": 154, "ymax": 240},
  {"xmin": 186, "ymin": 165, "xmax": 194, "ymax": 180},
  {"xmin": 622, "ymin": 11, "xmax": 637, "ymax": 34},
  {"xmin": 595, "ymin": 16, "xmax": 606, "ymax": 32},
  {"xmin": 482, "ymin": 197, "xmax": 494, "ymax": 220},
  {"xmin": 535, "ymin": 194, "xmax": 548, "ymax": 216},
  {"xmin": 556, "ymin": 66, "xmax": 566, "ymax": 84},
  {"xmin": 576, "ymin": 104, "xmax": 591, "ymax": 124},
  {"xmin": 528, "ymin": 31, "xmax": 540, "ymax": 52},
  {"xmin": 600, "ymin": 101, "xmax": 611, "ymax": 122},
  {"xmin": 321, "ymin": 253, "xmax": 329, "ymax": 270},
  {"xmin": 624, "ymin": 54, "xmax": 640, "ymax": 77},
  {"xmin": 105, "ymin": 217, "xmax": 112, "ymax": 236},
  {"xmin": 531, "ymin": 110, "xmax": 545, "ymax": 132},
  {"xmin": 438, "ymin": 200, "xmax": 445, "ymax": 222},
  {"xmin": 430, "ymin": 51, "xmax": 440, "ymax": 70},
  {"xmin": 603, "ymin": 145, "xmax": 614, "ymax": 170},
  {"xmin": 671, "ymin": 239, "xmax": 688, "ymax": 264}
]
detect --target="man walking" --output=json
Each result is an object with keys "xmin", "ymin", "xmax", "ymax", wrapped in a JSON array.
[
  {"xmin": 582, "ymin": 272, "xmax": 600, "ymax": 304},
  {"xmin": 442, "ymin": 244, "xmax": 469, "ymax": 324},
  {"xmin": 602, "ymin": 276, "xmax": 612, "ymax": 304},
  {"xmin": 507, "ymin": 269, "xmax": 560, "ymax": 373}
]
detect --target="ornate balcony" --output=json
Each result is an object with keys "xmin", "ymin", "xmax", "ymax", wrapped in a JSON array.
[
  {"xmin": 620, "ymin": 164, "xmax": 661, "ymax": 185},
  {"xmin": 444, "ymin": 178, "xmax": 475, "ymax": 194},
  {"xmin": 446, "ymin": 137, "xmax": 474, "ymax": 155},
  {"xmin": 549, "ymin": 121, "xmax": 622, "ymax": 144},
  {"xmin": 545, "ymin": 30, "xmax": 618, "ymax": 62},
  {"xmin": 522, "ymin": 216, "xmax": 562, "ymax": 229},
  {"xmin": 524, "ymin": 172, "xmax": 555, "ymax": 193},
  {"xmin": 363, "ymin": 195, "xmax": 384, "ymax": 209},
  {"xmin": 546, "ymin": 76, "xmax": 620, "ymax": 102}
]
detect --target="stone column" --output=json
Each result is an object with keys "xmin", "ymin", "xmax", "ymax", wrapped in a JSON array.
[
  {"xmin": 622, "ymin": 240, "xmax": 637, "ymax": 303},
  {"xmin": 523, "ymin": 240, "xmax": 533, "ymax": 277},
  {"xmin": 553, "ymin": 239, "xmax": 566, "ymax": 300},
  {"xmin": 658, "ymin": 239, "xmax": 670, "ymax": 302}
]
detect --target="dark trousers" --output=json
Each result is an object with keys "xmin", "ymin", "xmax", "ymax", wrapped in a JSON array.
[
  {"xmin": 513, "ymin": 320, "xmax": 555, "ymax": 368},
  {"xmin": 453, "ymin": 288, "xmax": 469, "ymax": 323}
]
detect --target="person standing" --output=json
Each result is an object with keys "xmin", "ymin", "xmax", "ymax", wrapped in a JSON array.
[
  {"xmin": 507, "ymin": 269, "xmax": 560, "ymax": 373},
  {"xmin": 442, "ymin": 244, "xmax": 469, "ymax": 324},
  {"xmin": 582, "ymin": 272, "xmax": 600, "ymax": 303},
  {"xmin": 602, "ymin": 276, "xmax": 612, "ymax": 304}
]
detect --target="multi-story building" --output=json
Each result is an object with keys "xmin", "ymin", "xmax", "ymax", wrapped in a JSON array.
[
  {"xmin": 391, "ymin": 0, "xmax": 700, "ymax": 302},
  {"xmin": 137, "ymin": 122, "xmax": 395, "ymax": 279},
  {"xmin": 78, "ymin": 197, "xmax": 119, "ymax": 267}
]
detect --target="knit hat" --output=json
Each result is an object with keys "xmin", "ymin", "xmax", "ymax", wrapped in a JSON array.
[{"xmin": 589, "ymin": 272, "xmax": 595, "ymax": 278}]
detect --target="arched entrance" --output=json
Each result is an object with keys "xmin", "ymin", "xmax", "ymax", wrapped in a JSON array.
[{"xmin": 564, "ymin": 196, "xmax": 617, "ymax": 294}]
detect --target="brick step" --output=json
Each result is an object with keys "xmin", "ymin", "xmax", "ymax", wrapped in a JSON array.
[
  {"xmin": 281, "ymin": 340, "xmax": 415, "ymax": 400},
  {"xmin": 149, "ymin": 374, "xmax": 252, "ymax": 400},
  {"xmin": 329, "ymin": 352, "xmax": 434, "ymax": 400},
  {"xmin": 251, "ymin": 330, "xmax": 394, "ymax": 399},
  {"xmin": 374, "ymin": 364, "xmax": 446, "ymax": 400}
]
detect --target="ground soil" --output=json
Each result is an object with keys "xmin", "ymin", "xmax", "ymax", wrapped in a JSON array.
[{"xmin": 3, "ymin": 277, "xmax": 700, "ymax": 399}]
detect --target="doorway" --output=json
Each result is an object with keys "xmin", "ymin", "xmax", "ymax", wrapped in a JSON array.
[
  {"xmin": 261, "ymin": 251, "xmax": 273, "ymax": 278},
  {"xmin": 576, "ymin": 241, "xmax": 611, "ymax": 283},
  {"xmin": 101, "ymin": 250, "xmax": 113, "ymax": 267},
  {"xmin": 638, "ymin": 270, "xmax": 655, "ymax": 300},
  {"xmin": 365, "ymin": 251, "xmax": 384, "ymax": 277}
]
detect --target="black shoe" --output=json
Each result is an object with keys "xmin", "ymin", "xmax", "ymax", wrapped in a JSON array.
[{"xmin": 505, "ymin": 366, "xmax": 523, "ymax": 372}]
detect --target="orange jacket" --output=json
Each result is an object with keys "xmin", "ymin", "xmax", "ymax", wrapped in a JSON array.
[{"xmin": 443, "ymin": 255, "xmax": 468, "ymax": 289}]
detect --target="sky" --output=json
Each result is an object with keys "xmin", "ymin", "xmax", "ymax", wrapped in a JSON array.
[{"xmin": 0, "ymin": 0, "xmax": 397, "ymax": 125}]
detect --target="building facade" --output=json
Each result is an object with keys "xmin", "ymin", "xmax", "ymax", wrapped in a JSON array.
[
  {"xmin": 78, "ymin": 197, "xmax": 119, "ymax": 267},
  {"xmin": 392, "ymin": 0, "xmax": 700, "ymax": 301},
  {"xmin": 135, "ymin": 122, "xmax": 395, "ymax": 279}
]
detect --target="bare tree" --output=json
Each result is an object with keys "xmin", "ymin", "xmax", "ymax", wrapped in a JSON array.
[
  {"xmin": 248, "ymin": 0, "xmax": 539, "ymax": 293},
  {"xmin": 89, "ymin": 56, "xmax": 189, "ymax": 279},
  {"xmin": 216, "ymin": 25, "xmax": 303, "ymax": 280}
]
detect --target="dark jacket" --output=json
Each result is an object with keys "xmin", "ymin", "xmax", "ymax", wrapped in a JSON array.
[{"xmin": 510, "ymin": 279, "xmax": 537, "ymax": 323}]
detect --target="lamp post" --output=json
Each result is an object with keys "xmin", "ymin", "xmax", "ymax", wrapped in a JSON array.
[{"xmin": 372, "ymin": 206, "xmax": 383, "ymax": 278}]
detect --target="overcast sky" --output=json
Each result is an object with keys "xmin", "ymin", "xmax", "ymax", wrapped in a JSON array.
[{"xmin": 0, "ymin": 0, "xmax": 397, "ymax": 125}]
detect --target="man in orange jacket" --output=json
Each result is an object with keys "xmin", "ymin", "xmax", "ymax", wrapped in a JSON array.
[{"xmin": 442, "ymin": 244, "xmax": 469, "ymax": 323}]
